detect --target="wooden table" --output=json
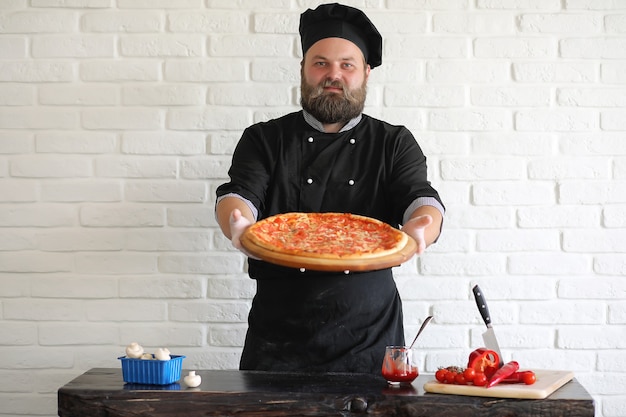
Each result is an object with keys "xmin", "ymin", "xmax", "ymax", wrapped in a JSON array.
[{"xmin": 58, "ymin": 368, "xmax": 594, "ymax": 417}]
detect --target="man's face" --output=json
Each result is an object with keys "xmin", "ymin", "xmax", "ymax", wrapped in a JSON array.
[{"xmin": 300, "ymin": 37, "xmax": 370, "ymax": 125}]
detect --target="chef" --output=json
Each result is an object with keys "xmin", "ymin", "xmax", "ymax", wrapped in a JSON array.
[{"xmin": 215, "ymin": 3, "xmax": 444, "ymax": 374}]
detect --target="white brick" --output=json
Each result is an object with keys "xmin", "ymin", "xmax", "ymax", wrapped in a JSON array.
[
  {"xmin": 602, "ymin": 62, "xmax": 626, "ymax": 83},
  {"xmin": 388, "ymin": 0, "xmax": 469, "ymax": 9},
  {"xmin": 472, "ymin": 133, "xmax": 556, "ymax": 155},
  {"xmin": 558, "ymin": 325, "xmax": 626, "ymax": 349},
  {"xmin": 0, "ymin": 108, "xmax": 78, "ymax": 129},
  {"xmin": 420, "ymin": 254, "xmax": 506, "ymax": 276},
  {"xmin": 594, "ymin": 255, "xmax": 626, "ymax": 276},
  {"xmin": 513, "ymin": 62, "xmax": 597, "ymax": 83},
  {"xmin": 169, "ymin": 300, "xmax": 249, "ymax": 322},
  {"xmin": 79, "ymin": 204, "xmax": 165, "ymax": 227},
  {"xmin": 561, "ymin": 38, "xmax": 626, "ymax": 59},
  {"xmin": 471, "ymin": 325, "xmax": 555, "ymax": 349},
  {"xmin": 120, "ymin": 35, "xmax": 203, "ymax": 57},
  {"xmin": 518, "ymin": 13, "xmax": 602, "ymax": 33},
  {"xmin": 36, "ymin": 229, "xmax": 124, "ymax": 251},
  {"xmin": 121, "ymin": 131, "xmax": 205, "ymax": 155},
  {"xmin": 209, "ymin": 324, "xmax": 247, "ymax": 347},
  {"xmin": 126, "ymin": 230, "xmax": 210, "ymax": 251},
  {"xmin": 473, "ymin": 181, "xmax": 555, "ymax": 205},
  {"xmin": 598, "ymin": 351, "xmax": 626, "ymax": 372},
  {"xmin": 564, "ymin": 229, "xmax": 626, "ymax": 253},
  {"xmin": 609, "ymin": 302, "xmax": 626, "ymax": 324},
  {"xmin": 119, "ymin": 275, "xmax": 205, "ymax": 298},
  {"xmin": 168, "ymin": 107, "xmax": 251, "ymax": 131},
  {"xmin": 42, "ymin": 180, "xmax": 121, "ymax": 202},
  {"xmin": 371, "ymin": 60, "xmax": 423, "ymax": 85},
  {"xmin": 0, "ymin": 61, "xmax": 75, "ymax": 82},
  {"xmin": 120, "ymin": 325, "xmax": 205, "ymax": 347},
  {"xmin": 475, "ymin": 37, "xmax": 556, "ymax": 58},
  {"xmin": 75, "ymin": 253, "xmax": 159, "ymax": 274},
  {"xmin": 385, "ymin": 85, "xmax": 465, "ymax": 107},
  {"xmin": 181, "ymin": 157, "xmax": 231, "ymax": 180},
  {"xmin": 39, "ymin": 323, "xmax": 118, "ymax": 345},
  {"xmin": 441, "ymin": 158, "xmax": 524, "ymax": 180},
  {"xmin": 82, "ymin": 11, "xmax": 163, "ymax": 32},
  {"xmin": 122, "ymin": 84, "xmax": 205, "ymax": 106},
  {"xmin": 509, "ymin": 252, "xmax": 591, "ymax": 275},
  {"xmin": 3, "ymin": 299, "xmax": 82, "ymax": 320},
  {"xmin": 0, "ymin": 204, "xmax": 75, "ymax": 227},
  {"xmin": 207, "ymin": 276, "xmax": 256, "ymax": 299},
  {"xmin": 81, "ymin": 60, "xmax": 161, "ymax": 82},
  {"xmin": 0, "ymin": 229, "xmax": 36, "ymax": 250},
  {"xmin": 429, "ymin": 109, "xmax": 511, "ymax": 131},
  {"xmin": 208, "ymin": 131, "xmax": 240, "ymax": 155},
  {"xmin": 0, "ymin": 347, "xmax": 74, "ymax": 369},
  {"xmin": 517, "ymin": 205, "xmax": 601, "ymax": 228},
  {"xmin": 559, "ymin": 180, "xmax": 626, "ymax": 204},
  {"xmin": 477, "ymin": 229, "xmax": 560, "ymax": 251},
  {"xmin": 528, "ymin": 157, "xmax": 609, "ymax": 180},
  {"xmin": 0, "ymin": 37, "xmax": 27, "ymax": 59},
  {"xmin": 159, "ymin": 253, "xmax": 244, "ymax": 274},
  {"xmin": 85, "ymin": 300, "xmax": 167, "ymax": 321},
  {"xmin": 565, "ymin": 0, "xmax": 626, "ymax": 10},
  {"xmin": 210, "ymin": 34, "xmax": 293, "ymax": 58},
  {"xmin": 82, "ymin": 108, "xmax": 164, "ymax": 130},
  {"xmin": 0, "ymin": 132, "xmax": 33, "ymax": 153},
  {"xmin": 515, "ymin": 109, "xmax": 598, "ymax": 131},
  {"xmin": 559, "ymin": 133, "xmax": 626, "ymax": 155},
  {"xmin": 433, "ymin": 12, "xmax": 514, "ymax": 34},
  {"xmin": 31, "ymin": 0, "xmax": 112, "ymax": 6},
  {"xmin": 603, "ymin": 205, "xmax": 626, "ymax": 227},
  {"xmin": 386, "ymin": 36, "xmax": 468, "ymax": 59},
  {"xmin": 0, "ymin": 322, "xmax": 37, "ymax": 345},
  {"xmin": 513, "ymin": 349, "xmax": 595, "ymax": 372},
  {"xmin": 477, "ymin": 0, "xmax": 561, "ymax": 9},
  {"xmin": 167, "ymin": 206, "xmax": 215, "ymax": 227},
  {"xmin": 209, "ymin": 84, "xmax": 291, "ymax": 106},
  {"xmin": 165, "ymin": 59, "xmax": 246, "ymax": 82},
  {"xmin": 520, "ymin": 301, "xmax": 605, "ymax": 324},
  {"xmin": 169, "ymin": 10, "xmax": 248, "ymax": 32},
  {"xmin": 0, "ymin": 84, "xmax": 33, "ymax": 105},
  {"xmin": 31, "ymin": 275, "xmax": 117, "ymax": 298},
  {"xmin": 558, "ymin": 87, "xmax": 626, "ymax": 107},
  {"xmin": 426, "ymin": 61, "xmax": 509, "ymax": 83},
  {"xmin": 39, "ymin": 84, "xmax": 119, "ymax": 106},
  {"xmin": 95, "ymin": 156, "xmax": 177, "ymax": 178},
  {"xmin": 32, "ymin": 35, "xmax": 114, "ymax": 58},
  {"xmin": 125, "ymin": 181, "xmax": 206, "ymax": 202},
  {"xmin": 36, "ymin": 131, "xmax": 116, "ymax": 154},
  {"xmin": 602, "ymin": 109, "xmax": 626, "ymax": 130},
  {"xmin": 10, "ymin": 156, "xmax": 91, "ymax": 178},
  {"xmin": 0, "ymin": 11, "xmax": 78, "ymax": 33},
  {"xmin": 0, "ymin": 180, "xmax": 37, "ymax": 202},
  {"xmin": 471, "ymin": 86, "xmax": 550, "ymax": 106},
  {"xmin": 118, "ymin": 0, "xmax": 201, "ymax": 8},
  {"xmin": 371, "ymin": 11, "xmax": 428, "ymax": 34}
]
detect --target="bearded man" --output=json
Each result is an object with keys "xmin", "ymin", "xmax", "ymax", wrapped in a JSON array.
[{"xmin": 215, "ymin": 3, "xmax": 444, "ymax": 374}]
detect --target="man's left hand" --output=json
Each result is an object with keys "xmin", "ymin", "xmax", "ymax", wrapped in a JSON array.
[{"xmin": 401, "ymin": 215, "xmax": 433, "ymax": 255}]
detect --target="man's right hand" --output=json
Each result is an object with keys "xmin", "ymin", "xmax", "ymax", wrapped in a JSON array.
[{"xmin": 229, "ymin": 208, "xmax": 260, "ymax": 260}]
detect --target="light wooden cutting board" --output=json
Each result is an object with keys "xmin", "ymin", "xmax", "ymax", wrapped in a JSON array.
[{"xmin": 423, "ymin": 370, "xmax": 574, "ymax": 399}]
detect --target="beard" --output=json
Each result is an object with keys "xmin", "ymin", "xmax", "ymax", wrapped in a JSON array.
[{"xmin": 300, "ymin": 75, "xmax": 367, "ymax": 125}]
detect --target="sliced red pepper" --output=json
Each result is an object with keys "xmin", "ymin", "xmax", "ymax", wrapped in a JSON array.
[
  {"xmin": 502, "ymin": 370, "xmax": 536, "ymax": 385},
  {"xmin": 486, "ymin": 361, "xmax": 520, "ymax": 388},
  {"xmin": 467, "ymin": 348, "xmax": 500, "ymax": 374}
]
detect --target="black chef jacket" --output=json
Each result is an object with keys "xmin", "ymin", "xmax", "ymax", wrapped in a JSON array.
[{"xmin": 216, "ymin": 111, "xmax": 443, "ymax": 374}]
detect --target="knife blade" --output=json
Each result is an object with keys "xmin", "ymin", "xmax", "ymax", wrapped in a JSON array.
[{"xmin": 472, "ymin": 285, "xmax": 503, "ymax": 366}]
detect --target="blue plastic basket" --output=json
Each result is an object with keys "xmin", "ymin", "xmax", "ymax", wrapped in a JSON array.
[{"xmin": 118, "ymin": 355, "xmax": 185, "ymax": 385}]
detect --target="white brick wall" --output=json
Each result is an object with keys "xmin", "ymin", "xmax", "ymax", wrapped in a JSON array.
[{"xmin": 0, "ymin": 1, "xmax": 625, "ymax": 416}]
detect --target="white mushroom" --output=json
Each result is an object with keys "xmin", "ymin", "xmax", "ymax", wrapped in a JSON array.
[
  {"xmin": 154, "ymin": 347, "xmax": 171, "ymax": 361},
  {"xmin": 125, "ymin": 342, "xmax": 144, "ymax": 359},
  {"xmin": 184, "ymin": 371, "xmax": 202, "ymax": 388}
]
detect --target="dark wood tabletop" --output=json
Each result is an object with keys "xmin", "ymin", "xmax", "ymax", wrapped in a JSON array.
[{"xmin": 57, "ymin": 368, "xmax": 594, "ymax": 417}]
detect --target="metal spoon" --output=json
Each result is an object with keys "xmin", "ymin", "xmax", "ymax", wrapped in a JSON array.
[{"xmin": 408, "ymin": 315, "xmax": 433, "ymax": 349}]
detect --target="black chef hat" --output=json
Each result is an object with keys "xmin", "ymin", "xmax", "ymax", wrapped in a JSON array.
[{"xmin": 299, "ymin": 3, "xmax": 382, "ymax": 68}]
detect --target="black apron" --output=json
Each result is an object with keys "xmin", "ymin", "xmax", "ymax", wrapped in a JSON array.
[{"xmin": 240, "ymin": 265, "xmax": 405, "ymax": 374}]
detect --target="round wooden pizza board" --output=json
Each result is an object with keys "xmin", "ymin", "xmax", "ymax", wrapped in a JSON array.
[{"xmin": 240, "ymin": 231, "xmax": 418, "ymax": 272}]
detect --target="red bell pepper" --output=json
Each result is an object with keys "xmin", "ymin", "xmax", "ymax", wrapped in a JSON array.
[
  {"xmin": 467, "ymin": 348, "xmax": 500, "ymax": 375},
  {"xmin": 486, "ymin": 361, "xmax": 520, "ymax": 388}
]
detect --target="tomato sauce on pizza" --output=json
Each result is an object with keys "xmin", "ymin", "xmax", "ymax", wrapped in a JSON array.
[{"xmin": 243, "ymin": 212, "xmax": 408, "ymax": 260}]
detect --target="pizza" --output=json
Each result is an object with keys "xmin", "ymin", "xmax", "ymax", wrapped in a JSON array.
[{"xmin": 242, "ymin": 212, "xmax": 408, "ymax": 260}]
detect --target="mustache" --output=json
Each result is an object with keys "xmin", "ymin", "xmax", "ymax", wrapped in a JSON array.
[{"xmin": 310, "ymin": 80, "xmax": 346, "ymax": 97}]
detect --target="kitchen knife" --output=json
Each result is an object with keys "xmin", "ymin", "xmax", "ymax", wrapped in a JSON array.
[{"xmin": 472, "ymin": 285, "xmax": 503, "ymax": 366}]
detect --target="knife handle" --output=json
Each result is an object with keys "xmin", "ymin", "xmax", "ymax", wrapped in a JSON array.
[{"xmin": 472, "ymin": 285, "xmax": 492, "ymax": 327}]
